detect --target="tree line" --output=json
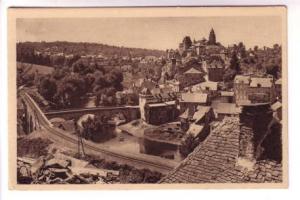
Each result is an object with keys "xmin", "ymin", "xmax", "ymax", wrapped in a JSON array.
[{"xmin": 35, "ymin": 58, "xmax": 124, "ymax": 109}]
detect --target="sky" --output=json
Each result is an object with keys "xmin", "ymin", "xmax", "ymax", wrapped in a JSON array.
[{"xmin": 17, "ymin": 16, "xmax": 282, "ymax": 50}]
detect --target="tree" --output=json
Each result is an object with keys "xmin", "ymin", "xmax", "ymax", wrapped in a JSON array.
[
  {"xmin": 238, "ymin": 42, "xmax": 247, "ymax": 58},
  {"xmin": 95, "ymin": 87, "xmax": 117, "ymax": 106},
  {"xmin": 55, "ymin": 74, "xmax": 87, "ymax": 108},
  {"xmin": 38, "ymin": 76, "xmax": 57, "ymax": 101},
  {"xmin": 266, "ymin": 64, "xmax": 279, "ymax": 79},
  {"xmin": 81, "ymin": 115, "xmax": 113, "ymax": 142},
  {"xmin": 230, "ymin": 51, "xmax": 240, "ymax": 72},
  {"xmin": 51, "ymin": 67, "xmax": 69, "ymax": 80},
  {"xmin": 223, "ymin": 68, "xmax": 237, "ymax": 83},
  {"xmin": 182, "ymin": 36, "xmax": 192, "ymax": 50}
]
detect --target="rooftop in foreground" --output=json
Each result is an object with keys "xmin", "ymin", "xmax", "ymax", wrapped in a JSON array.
[{"xmin": 160, "ymin": 117, "xmax": 282, "ymax": 183}]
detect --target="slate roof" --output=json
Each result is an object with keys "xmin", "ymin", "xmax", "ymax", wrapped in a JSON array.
[
  {"xmin": 234, "ymin": 75, "xmax": 250, "ymax": 84},
  {"xmin": 271, "ymin": 101, "xmax": 282, "ymax": 111},
  {"xmin": 179, "ymin": 108, "xmax": 195, "ymax": 119},
  {"xmin": 250, "ymin": 77, "xmax": 273, "ymax": 88},
  {"xmin": 160, "ymin": 117, "xmax": 282, "ymax": 183},
  {"xmin": 188, "ymin": 81, "xmax": 218, "ymax": 92},
  {"xmin": 275, "ymin": 78, "xmax": 282, "ymax": 85},
  {"xmin": 148, "ymin": 101, "xmax": 176, "ymax": 108},
  {"xmin": 193, "ymin": 106, "xmax": 211, "ymax": 122},
  {"xmin": 180, "ymin": 93, "xmax": 208, "ymax": 103},
  {"xmin": 187, "ymin": 124, "xmax": 204, "ymax": 137},
  {"xmin": 184, "ymin": 67, "xmax": 203, "ymax": 74},
  {"xmin": 220, "ymin": 91, "xmax": 234, "ymax": 97},
  {"xmin": 179, "ymin": 109, "xmax": 190, "ymax": 119},
  {"xmin": 211, "ymin": 102, "xmax": 241, "ymax": 115}
]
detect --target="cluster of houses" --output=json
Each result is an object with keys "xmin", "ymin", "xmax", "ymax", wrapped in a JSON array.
[{"xmin": 132, "ymin": 29, "xmax": 282, "ymax": 160}]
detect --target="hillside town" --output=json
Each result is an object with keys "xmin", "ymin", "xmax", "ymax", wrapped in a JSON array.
[{"xmin": 17, "ymin": 28, "xmax": 283, "ymax": 184}]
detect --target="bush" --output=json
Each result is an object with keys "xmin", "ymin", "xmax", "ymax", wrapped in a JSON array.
[{"xmin": 17, "ymin": 138, "xmax": 53, "ymax": 158}]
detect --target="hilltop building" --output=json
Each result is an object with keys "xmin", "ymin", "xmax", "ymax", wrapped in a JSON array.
[{"xmin": 208, "ymin": 28, "xmax": 216, "ymax": 45}]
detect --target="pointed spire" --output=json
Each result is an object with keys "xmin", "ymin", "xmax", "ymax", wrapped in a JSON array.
[{"xmin": 208, "ymin": 28, "xmax": 216, "ymax": 45}]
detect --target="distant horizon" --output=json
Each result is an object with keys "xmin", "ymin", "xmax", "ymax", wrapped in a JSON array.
[
  {"xmin": 16, "ymin": 39, "xmax": 281, "ymax": 52},
  {"xmin": 17, "ymin": 16, "xmax": 283, "ymax": 51}
]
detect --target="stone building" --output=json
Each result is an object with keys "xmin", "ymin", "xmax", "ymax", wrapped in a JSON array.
[
  {"xmin": 178, "ymin": 67, "xmax": 205, "ymax": 89},
  {"xmin": 218, "ymin": 91, "xmax": 235, "ymax": 103},
  {"xmin": 139, "ymin": 87, "xmax": 179, "ymax": 125},
  {"xmin": 186, "ymin": 81, "xmax": 218, "ymax": 94},
  {"xmin": 179, "ymin": 92, "xmax": 208, "ymax": 113},
  {"xmin": 247, "ymin": 77, "xmax": 276, "ymax": 104},
  {"xmin": 234, "ymin": 75, "xmax": 251, "ymax": 105},
  {"xmin": 234, "ymin": 75, "xmax": 276, "ymax": 105},
  {"xmin": 206, "ymin": 60, "xmax": 225, "ymax": 82},
  {"xmin": 211, "ymin": 102, "xmax": 241, "ymax": 120},
  {"xmin": 144, "ymin": 101, "xmax": 178, "ymax": 125}
]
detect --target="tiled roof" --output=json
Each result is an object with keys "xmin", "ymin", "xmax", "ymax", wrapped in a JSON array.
[{"xmin": 160, "ymin": 117, "xmax": 282, "ymax": 183}]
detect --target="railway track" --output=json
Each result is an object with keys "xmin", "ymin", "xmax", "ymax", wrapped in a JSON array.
[{"xmin": 21, "ymin": 92, "xmax": 177, "ymax": 173}]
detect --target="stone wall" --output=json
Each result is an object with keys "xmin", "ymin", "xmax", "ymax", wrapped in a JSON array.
[{"xmin": 239, "ymin": 104, "xmax": 274, "ymax": 161}]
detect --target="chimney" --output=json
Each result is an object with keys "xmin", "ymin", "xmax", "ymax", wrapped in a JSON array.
[{"xmin": 238, "ymin": 103, "xmax": 273, "ymax": 162}]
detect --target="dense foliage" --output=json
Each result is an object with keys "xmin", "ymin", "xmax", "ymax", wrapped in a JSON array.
[
  {"xmin": 81, "ymin": 115, "xmax": 115, "ymax": 143},
  {"xmin": 17, "ymin": 41, "xmax": 164, "ymax": 66}
]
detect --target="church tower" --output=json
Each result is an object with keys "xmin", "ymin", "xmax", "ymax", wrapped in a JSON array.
[{"xmin": 208, "ymin": 28, "xmax": 216, "ymax": 45}]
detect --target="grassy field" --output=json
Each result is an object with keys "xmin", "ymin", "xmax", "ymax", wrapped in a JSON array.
[{"xmin": 17, "ymin": 62, "xmax": 54, "ymax": 76}]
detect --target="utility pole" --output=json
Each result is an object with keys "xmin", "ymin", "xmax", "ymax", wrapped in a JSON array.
[{"xmin": 74, "ymin": 119, "xmax": 85, "ymax": 159}]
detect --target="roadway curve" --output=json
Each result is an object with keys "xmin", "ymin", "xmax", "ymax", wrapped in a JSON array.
[{"xmin": 20, "ymin": 91, "xmax": 178, "ymax": 174}]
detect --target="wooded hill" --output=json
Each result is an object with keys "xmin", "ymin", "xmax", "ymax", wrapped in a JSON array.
[{"xmin": 17, "ymin": 41, "xmax": 165, "ymax": 58}]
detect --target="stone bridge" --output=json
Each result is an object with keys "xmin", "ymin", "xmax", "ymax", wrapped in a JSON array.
[
  {"xmin": 20, "ymin": 98, "xmax": 43, "ymax": 134},
  {"xmin": 18, "ymin": 92, "xmax": 177, "ymax": 173},
  {"xmin": 44, "ymin": 106, "xmax": 141, "ymax": 122}
]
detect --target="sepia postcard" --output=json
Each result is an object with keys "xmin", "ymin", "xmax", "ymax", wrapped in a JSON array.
[{"xmin": 8, "ymin": 7, "xmax": 288, "ymax": 190}]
